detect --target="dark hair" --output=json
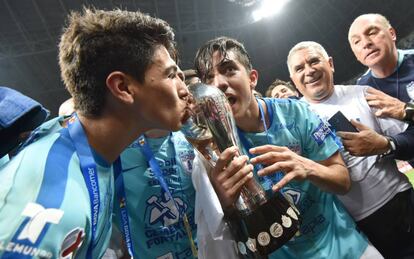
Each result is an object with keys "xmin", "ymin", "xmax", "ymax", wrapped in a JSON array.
[
  {"xmin": 183, "ymin": 69, "xmax": 200, "ymax": 85},
  {"xmin": 265, "ymin": 79, "xmax": 296, "ymax": 97},
  {"xmin": 59, "ymin": 8, "xmax": 176, "ymax": 116},
  {"xmin": 194, "ymin": 36, "xmax": 252, "ymax": 82}
]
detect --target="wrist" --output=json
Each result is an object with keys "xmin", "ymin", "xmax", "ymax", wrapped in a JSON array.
[{"xmin": 382, "ymin": 136, "xmax": 396, "ymax": 156}]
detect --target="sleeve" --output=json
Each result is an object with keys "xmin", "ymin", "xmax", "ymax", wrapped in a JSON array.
[
  {"xmin": 391, "ymin": 124, "xmax": 414, "ymax": 160},
  {"xmin": 296, "ymin": 102, "xmax": 340, "ymax": 161}
]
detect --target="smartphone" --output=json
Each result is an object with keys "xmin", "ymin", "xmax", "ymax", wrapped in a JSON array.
[{"xmin": 328, "ymin": 111, "xmax": 358, "ymax": 132}]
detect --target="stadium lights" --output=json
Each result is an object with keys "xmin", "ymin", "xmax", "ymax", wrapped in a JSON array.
[{"xmin": 252, "ymin": 0, "xmax": 291, "ymax": 22}]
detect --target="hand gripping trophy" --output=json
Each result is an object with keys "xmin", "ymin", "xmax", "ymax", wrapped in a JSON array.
[{"xmin": 181, "ymin": 83, "xmax": 300, "ymax": 258}]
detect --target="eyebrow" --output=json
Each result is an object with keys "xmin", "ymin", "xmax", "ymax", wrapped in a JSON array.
[
  {"xmin": 350, "ymin": 25, "xmax": 378, "ymax": 39},
  {"xmin": 217, "ymin": 58, "xmax": 237, "ymax": 69},
  {"xmin": 164, "ymin": 64, "xmax": 178, "ymax": 75}
]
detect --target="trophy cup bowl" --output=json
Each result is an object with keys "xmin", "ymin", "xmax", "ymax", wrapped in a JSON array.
[{"xmin": 181, "ymin": 83, "xmax": 300, "ymax": 257}]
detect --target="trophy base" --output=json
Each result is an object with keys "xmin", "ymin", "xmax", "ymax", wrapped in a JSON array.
[{"xmin": 226, "ymin": 192, "xmax": 300, "ymax": 258}]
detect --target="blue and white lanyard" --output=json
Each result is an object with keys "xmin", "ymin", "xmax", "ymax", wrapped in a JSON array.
[
  {"xmin": 113, "ymin": 159, "xmax": 135, "ymax": 257},
  {"xmin": 115, "ymin": 133, "xmax": 197, "ymax": 258},
  {"xmin": 237, "ymin": 98, "xmax": 284, "ymax": 191},
  {"xmin": 67, "ymin": 114, "xmax": 101, "ymax": 259}
]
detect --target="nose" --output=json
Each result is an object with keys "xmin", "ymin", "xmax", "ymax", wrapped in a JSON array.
[
  {"xmin": 362, "ymin": 36, "xmax": 373, "ymax": 49},
  {"xmin": 304, "ymin": 64, "xmax": 316, "ymax": 76},
  {"xmin": 178, "ymin": 80, "xmax": 190, "ymax": 100},
  {"xmin": 210, "ymin": 74, "xmax": 229, "ymax": 93}
]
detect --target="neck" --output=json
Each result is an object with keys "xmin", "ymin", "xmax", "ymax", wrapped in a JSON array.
[
  {"xmin": 145, "ymin": 129, "xmax": 170, "ymax": 138},
  {"xmin": 371, "ymin": 48, "xmax": 398, "ymax": 78},
  {"xmin": 78, "ymin": 113, "xmax": 145, "ymax": 163},
  {"xmin": 236, "ymin": 98, "xmax": 268, "ymax": 132}
]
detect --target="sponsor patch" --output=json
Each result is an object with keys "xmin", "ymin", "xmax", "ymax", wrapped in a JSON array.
[{"xmin": 311, "ymin": 121, "xmax": 332, "ymax": 145}]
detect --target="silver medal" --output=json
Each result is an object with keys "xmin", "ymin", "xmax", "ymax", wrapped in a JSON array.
[
  {"xmin": 269, "ymin": 222, "xmax": 283, "ymax": 238},
  {"xmin": 246, "ymin": 237, "xmax": 257, "ymax": 252},
  {"xmin": 238, "ymin": 241, "xmax": 247, "ymax": 255},
  {"xmin": 282, "ymin": 215, "xmax": 292, "ymax": 228},
  {"xmin": 257, "ymin": 232, "xmax": 271, "ymax": 246},
  {"xmin": 287, "ymin": 207, "xmax": 298, "ymax": 220}
]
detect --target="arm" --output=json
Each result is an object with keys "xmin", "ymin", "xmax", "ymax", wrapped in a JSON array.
[
  {"xmin": 337, "ymin": 119, "xmax": 414, "ymax": 160},
  {"xmin": 336, "ymin": 119, "xmax": 390, "ymax": 156},
  {"xmin": 249, "ymin": 145, "xmax": 350, "ymax": 195}
]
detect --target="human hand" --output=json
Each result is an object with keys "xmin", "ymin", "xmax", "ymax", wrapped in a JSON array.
[
  {"xmin": 249, "ymin": 145, "xmax": 314, "ymax": 192},
  {"xmin": 210, "ymin": 146, "xmax": 254, "ymax": 209},
  {"xmin": 365, "ymin": 87, "xmax": 405, "ymax": 120},
  {"xmin": 336, "ymin": 119, "xmax": 389, "ymax": 156}
]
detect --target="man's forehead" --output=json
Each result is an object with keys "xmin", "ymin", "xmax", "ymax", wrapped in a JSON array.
[
  {"xmin": 350, "ymin": 16, "xmax": 382, "ymax": 34},
  {"xmin": 292, "ymin": 49, "xmax": 321, "ymax": 62},
  {"xmin": 212, "ymin": 49, "xmax": 238, "ymax": 65}
]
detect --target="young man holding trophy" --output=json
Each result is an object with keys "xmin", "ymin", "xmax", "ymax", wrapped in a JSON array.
[{"xmin": 190, "ymin": 36, "xmax": 382, "ymax": 258}]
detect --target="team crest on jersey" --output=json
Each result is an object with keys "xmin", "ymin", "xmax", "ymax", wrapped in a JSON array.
[
  {"xmin": 406, "ymin": 81, "xmax": 414, "ymax": 100},
  {"xmin": 60, "ymin": 227, "xmax": 85, "ymax": 259},
  {"xmin": 178, "ymin": 150, "xmax": 195, "ymax": 175},
  {"xmin": 146, "ymin": 192, "xmax": 187, "ymax": 227}
]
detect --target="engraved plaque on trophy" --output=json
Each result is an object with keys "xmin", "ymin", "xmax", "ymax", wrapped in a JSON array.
[{"xmin": 181, "ymin": 83, "xmax": 301, "ymax": 258}]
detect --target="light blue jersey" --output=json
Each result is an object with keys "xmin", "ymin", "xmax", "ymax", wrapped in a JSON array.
[
  {"xmin": 0, "ymin": 156, "xmax": 8, "ymax": 167},
  {"xmin": 114, "ymin": 131, "xmax": 196, "ymax": 259},
  {"xmin": 242, "ymin": 98, "xmax": 369, "ymax": 258},
  {"xmin": 0, "ymin": 117, "xmax": 114, "ymax": 259}
]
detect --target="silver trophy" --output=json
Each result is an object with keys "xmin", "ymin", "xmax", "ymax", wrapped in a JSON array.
[{"xmin": 181, "ymin": 83, "xmax": 300, "ymax": 257}]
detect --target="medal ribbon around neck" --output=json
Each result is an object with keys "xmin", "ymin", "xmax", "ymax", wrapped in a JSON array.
[
  {"xmin": 67, "ymin": 114, "xmax": 106, "ymax": 259},
  {"xmin": 237, "ymin": 98, "xmax": 284, "ymax": 192},
  {"xmin": 115, "ymin": 133, "xmax": 197, "ymax": 258}
]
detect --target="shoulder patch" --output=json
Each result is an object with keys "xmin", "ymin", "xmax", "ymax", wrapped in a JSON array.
[{"xmin": 311, "ymin": 121, "xmax": 332, "ymax": 145}]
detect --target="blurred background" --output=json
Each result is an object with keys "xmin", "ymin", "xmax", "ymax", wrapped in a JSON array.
[{"xmin": 0, "ymin": 0, "xmax": 413, "ymax": 115}]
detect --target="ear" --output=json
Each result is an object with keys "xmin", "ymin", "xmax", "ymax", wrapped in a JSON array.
[
  {"xmin": 249, "ymin": 69, "xmax": 259, "ymax": 90},
  {"xmin": 328, "ymin": 57, "xmax": 335, "ymax": 73},
  {"xmin": 106, "ymin": 71, "xmax": 135, "ymax": 104},
  {"xmin": 389, "ymin": 27, "xmax": 397, "ymax": 41}
]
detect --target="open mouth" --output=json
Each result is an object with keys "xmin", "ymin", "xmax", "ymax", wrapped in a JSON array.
[{"xmin": 227, "ymin": 96, "xmax": 236, "ymax": 105}]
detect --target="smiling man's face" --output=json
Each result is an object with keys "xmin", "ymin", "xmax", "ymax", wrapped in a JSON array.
[{"xmin": 289, "ymin": 48, "xmax": 335, "ymax": 103}]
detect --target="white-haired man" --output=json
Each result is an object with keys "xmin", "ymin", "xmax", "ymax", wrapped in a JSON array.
[{"xmin": 288, "ymin": 40, "xmax": 414, "ymax": 258}]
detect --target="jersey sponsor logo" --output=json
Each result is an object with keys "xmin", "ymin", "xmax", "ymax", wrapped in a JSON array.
[
  {"xmin": 406, "ymin": 81, "xmax": 414, "ymax": 100},
  {"xmin": 60, "ymin": 227, "xmax": 85, "ymax": 259},
  {"xmin": 0, "ymin": 202, "xmax": 63, "ymax": 258},
  {"xmin": 0, "ymin": 241, "xmax": 53, "ymax": 258},
  {"xmin": 18, "ymin": 202, "xmax": 64, "ymax": 243},
  {"xmin": 311, "ymin": 121, "xmax": 332, "ymax": 145}
]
